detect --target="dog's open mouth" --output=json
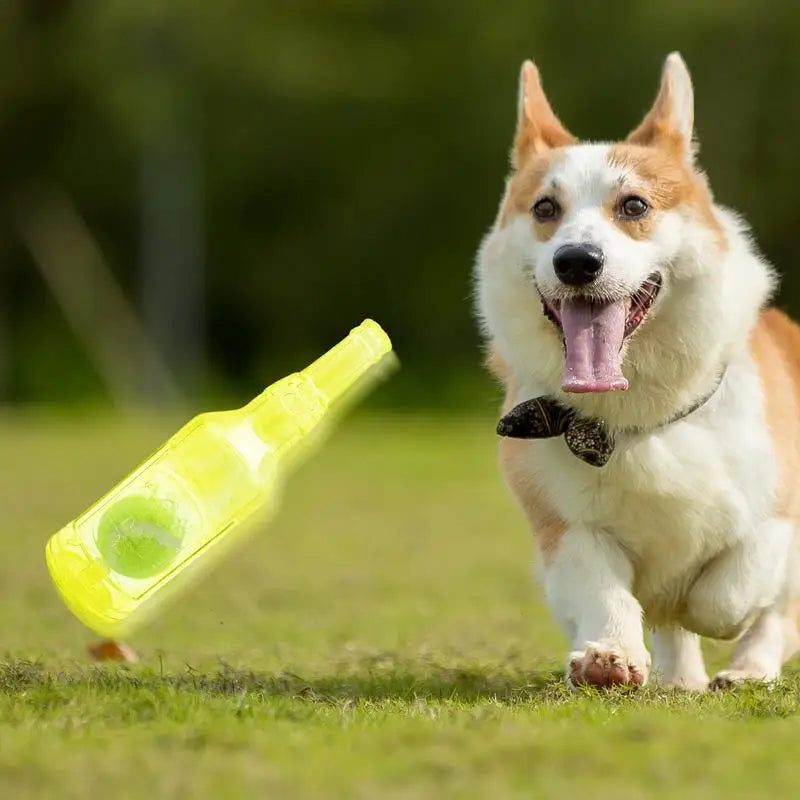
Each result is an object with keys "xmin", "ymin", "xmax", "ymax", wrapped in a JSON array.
[{"xmin": 541, "ymin": 273, "xmax": 662, "ymax": 393}]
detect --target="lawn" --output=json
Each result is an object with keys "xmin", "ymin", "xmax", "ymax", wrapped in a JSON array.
[{"xmin": 1, "ymin": 409, "xmax": 799, "ymax": 799}]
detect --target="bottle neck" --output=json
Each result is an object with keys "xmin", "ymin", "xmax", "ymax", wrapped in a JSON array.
[
  {"xmin": 244, "ymin": 321, "xmax": 393, "ymax": 476},
  {"xmin": 302, "ymin": 319, "xmax": 393, "ymax": 411}
]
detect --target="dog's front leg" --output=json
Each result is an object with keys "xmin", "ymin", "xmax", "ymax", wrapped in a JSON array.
[
  {"xmin": 544, "ymin": 528, "xmax": 650, "ymax": 687},
  {"xmin": 682, "ymin": 518, "xmax": 793, "ymax": 641}
]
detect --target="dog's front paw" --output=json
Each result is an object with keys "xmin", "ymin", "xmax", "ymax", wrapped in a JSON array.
[{"xmin": 568, "ymin": 642, "xmax": 649, "ymax": 688}]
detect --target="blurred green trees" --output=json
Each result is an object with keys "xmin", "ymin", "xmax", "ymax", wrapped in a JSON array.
[{"xmin": 1, "ymin": 1, "xmax": 799, "ymax": 406}]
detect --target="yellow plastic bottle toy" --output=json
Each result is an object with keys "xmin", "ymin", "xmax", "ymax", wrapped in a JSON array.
[{"xmin": 46, "ymin": 320, "xmax": 394, "ymax": 637}]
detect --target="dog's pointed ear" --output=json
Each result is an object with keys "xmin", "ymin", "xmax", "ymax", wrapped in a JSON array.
[
  {"xmin": 512, "ymin": 60, "xmax": 576, "ymax": 169},
  {"xmin": 627, "ymin": 52, "xmax": 695, "ymax": 161}
]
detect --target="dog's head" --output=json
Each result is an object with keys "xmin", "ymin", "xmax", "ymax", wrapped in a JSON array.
[{"xmin": 478, "ymin": 53, "xmax": 773, "ymax": 421}]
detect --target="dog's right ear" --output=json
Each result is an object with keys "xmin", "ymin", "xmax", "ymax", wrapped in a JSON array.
[
  {"xmin": 626, "ymin": 53, "xmax": 695, "ymax": 162},
  {"xmin": 512, "ymin": 61, "xmax": 576, "ymax": 169}
]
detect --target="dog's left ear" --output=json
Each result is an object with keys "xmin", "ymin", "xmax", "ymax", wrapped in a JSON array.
[{"xmin": 626, "ymin": 52, "xmax": 695, "ymax": 162}]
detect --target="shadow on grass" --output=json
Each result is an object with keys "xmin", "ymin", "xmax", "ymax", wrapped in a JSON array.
[
  {"xmin": 0, "ymin": 655, "xmax": 567, "ymax": 704},
  {"xmin": 4, "ymin": 657, "xmax": 799, "ymax": 715}
]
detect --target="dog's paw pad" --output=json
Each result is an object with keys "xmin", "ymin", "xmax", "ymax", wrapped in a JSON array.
[{"xmin": 568, "ymin": 642, "xmax": 648, "ymax": 688}]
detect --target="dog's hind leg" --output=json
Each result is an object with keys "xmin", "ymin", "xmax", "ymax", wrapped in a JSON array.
[
  {"xmin": 779, "ymin": 597, "xmax": 800, "ymax": 663},
  {"xmin": 709, "ymin": 606, "xmax": 786, "ymax": 690},
  {"xmin": 651, "ymin": 627, "xmax": 709, "ymax": 691}
]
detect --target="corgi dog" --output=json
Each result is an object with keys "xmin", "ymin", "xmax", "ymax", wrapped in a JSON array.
[{"xmin": 475, "ymin": 52, "xmax": 800, "ymax": 690}]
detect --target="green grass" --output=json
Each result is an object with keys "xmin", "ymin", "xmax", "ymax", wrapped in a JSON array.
[{"xmin": 1, "ymin": 409, "xmax": 799, "ymax": 799}]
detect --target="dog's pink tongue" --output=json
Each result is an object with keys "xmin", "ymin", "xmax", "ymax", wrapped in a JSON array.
[{"xmin": 560, "ymin": 298, "xmax": 628, "ymax": 393}]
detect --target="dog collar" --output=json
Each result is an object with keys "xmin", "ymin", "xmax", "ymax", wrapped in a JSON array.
[{"xmin": 496, "ymin": 370, "xmax": 726, "ymax": 468}]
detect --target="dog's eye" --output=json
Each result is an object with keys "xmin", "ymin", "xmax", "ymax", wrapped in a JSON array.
[
  {"xmin": 532, "ymin": 198, "xmax": 560, "ymax": 221},
  {"xmin": 620, "ymin": 196, "xmax": 649, "ymax": 219}
]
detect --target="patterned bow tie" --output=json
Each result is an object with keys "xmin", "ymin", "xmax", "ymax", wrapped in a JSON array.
[
  {"xmin": 497, "ymin": 372, "xmax": 727, "ymax": 467},
  {"xmin": 496, "ymin": 397, "xmax": 614, "ymax": 467}
]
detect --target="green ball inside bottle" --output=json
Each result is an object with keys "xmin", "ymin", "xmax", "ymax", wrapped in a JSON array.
[{"xmin": 96, "ymin": 495, "xmax": 184, "ymax": 579}]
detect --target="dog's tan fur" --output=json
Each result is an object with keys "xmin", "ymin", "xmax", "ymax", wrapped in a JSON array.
[{"xmin": 750, "ymin": 309, "xmax": 800, "ymax": 520}]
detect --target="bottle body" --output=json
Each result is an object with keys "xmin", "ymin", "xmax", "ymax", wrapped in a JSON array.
[
  {"xmin": 45, "ymin": 374, "xmax": 328, "ymax": 637},
  {"xmin": 46, "ymin": 320, "xmax": 393, "ymax": 637},
  {"xmin": 45, "ymin": 385, "xmax": 295, "ymax": 636}
]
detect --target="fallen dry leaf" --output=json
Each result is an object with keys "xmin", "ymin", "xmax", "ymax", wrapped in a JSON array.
[{"xmin": 87, "ymin": 639, "xmax": 139, "ymax": 663}]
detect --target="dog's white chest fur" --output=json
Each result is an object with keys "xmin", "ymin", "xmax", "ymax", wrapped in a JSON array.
[{"xmin": 518, "ymin": 356, "xmax": 778, "ymax": 626}]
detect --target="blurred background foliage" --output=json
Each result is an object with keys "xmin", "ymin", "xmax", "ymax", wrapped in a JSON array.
[{"xmin": 1, "ymin": 0, "xmax": 799, "ymax": 409}]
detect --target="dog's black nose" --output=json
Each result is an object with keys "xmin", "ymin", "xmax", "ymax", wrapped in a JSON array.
[{"xmin": 553, "ymin": 244, "xmax": 604, "ymax": 286}]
